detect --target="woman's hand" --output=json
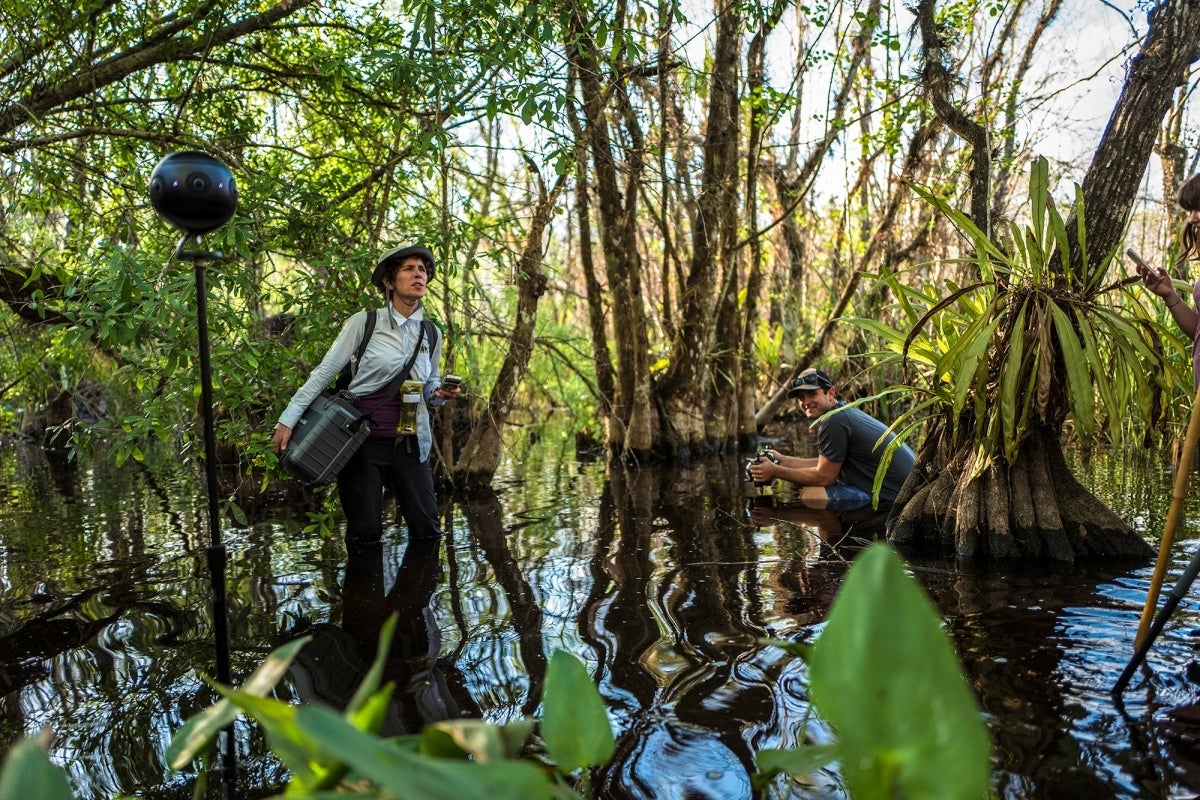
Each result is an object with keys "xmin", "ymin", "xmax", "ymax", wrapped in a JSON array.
[
  {"xmin": 271, "ymin": 423, "xmax": 292, "ymax": 453},
  {"xmin": 1135, "ymin": 258, "xmax": 1177, "ymax": 302}
]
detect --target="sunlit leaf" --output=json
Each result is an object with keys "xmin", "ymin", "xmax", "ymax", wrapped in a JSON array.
[
  {"xmin": 540, "ymin": 649, "xmax": 615, "ymax": 772},
  {"xmin": 421, "ymin": 718, "xmax": 535, "ymax": 762},
  {"xmin": 808, "ymin": 543, "xmax": 991, "ymax": 800}
]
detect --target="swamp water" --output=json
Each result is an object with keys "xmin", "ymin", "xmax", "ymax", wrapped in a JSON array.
[{"xmin": 2, "ymin": 436, "xmax": 1200, "ymax": 799}]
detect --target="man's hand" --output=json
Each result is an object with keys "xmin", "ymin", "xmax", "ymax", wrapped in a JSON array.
[{"xmin": 747, "ymin": 455, "xmax": 778, "ymax": 483}]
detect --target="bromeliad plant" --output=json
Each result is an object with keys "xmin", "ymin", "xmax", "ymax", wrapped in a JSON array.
[
  {"xmin": 858, "ymin": 156, "xmax": 1172, "ymax": 466},
  {"xmin": 850, "ymin": 156, "xmax": 1174, "ymax": 559}
]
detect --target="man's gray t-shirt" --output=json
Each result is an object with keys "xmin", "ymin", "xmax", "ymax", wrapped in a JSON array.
[{"xmin": 816, "ymin": 403, "xmax": 915, "ymax": 503}]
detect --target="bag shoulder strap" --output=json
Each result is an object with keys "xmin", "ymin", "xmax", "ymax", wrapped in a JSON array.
[
  {"xmin": 351, "ymin": 309, "xmax": 378, "ymax": 376},
  {"xmin": 335, "ymin": 309, "xmax": 377, "ymax": 390},
  {"xmin": 421, "ymin": 319, "xmax": 438, "ymax": 353}
]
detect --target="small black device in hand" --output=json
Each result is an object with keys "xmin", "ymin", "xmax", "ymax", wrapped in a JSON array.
[
  {"xmin": 440, "ymin": 374, "xmax": 463, "ymax": 392},
  {"xmin": 1126, "ymin": 248, "xmax": 1150, "ymax": 269},
  {"xmin": 739, "ymin": 450, "xmax": 777, "ymax": 494}
]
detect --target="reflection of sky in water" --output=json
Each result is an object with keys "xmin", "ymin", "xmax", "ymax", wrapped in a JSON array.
[{"xmin": 4, "ymin": 445, "xmax": 1200, "ymax": 798}]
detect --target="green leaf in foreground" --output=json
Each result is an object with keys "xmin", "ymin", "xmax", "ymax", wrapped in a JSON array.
[
  {"xmin": 0, "ymin": 733, "xmax": 75, "ymax": 800},
  {"xmin": 807, "ymin": 542, "xmax": 991, "ymax": 800},
  {"xmin": 166, "ymin": 636, "xmax": 311, "ymax": 770},
  {"xmin": 290, "ymin": 703, "xmax": 554, "ymax": 800},
  {"xmin": 539, "ymin": 649, "xmax": 616, "ymax": 772}
]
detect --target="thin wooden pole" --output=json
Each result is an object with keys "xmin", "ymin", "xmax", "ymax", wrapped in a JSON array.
[{"xmin": 1136, "ymin": 383, "xmax": 1200, "ymax": 648}]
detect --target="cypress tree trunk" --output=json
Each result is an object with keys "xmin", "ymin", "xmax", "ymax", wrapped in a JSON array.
[{"xmin": 889, "ymin": 423, "xmax": 1154, "ymax": 562}]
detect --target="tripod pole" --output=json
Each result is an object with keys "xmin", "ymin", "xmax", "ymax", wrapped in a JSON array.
[
  {"xmin": 1135, "ymin": 383, "xmax": 1200, "ymax": 648},
  {"xmin": 188, "ymin": 236, "xmax": 237, "ymax": 799}
]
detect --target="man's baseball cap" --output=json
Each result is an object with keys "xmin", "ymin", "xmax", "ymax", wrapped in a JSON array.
[{"xmin": 787, "ymin": 368, "xmax": 834, "ymax": 397}]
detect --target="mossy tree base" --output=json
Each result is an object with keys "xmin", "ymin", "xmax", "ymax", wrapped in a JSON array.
[{"xmin": 888, "ymin": 425, "xmax": 1155, "ymax": 562}]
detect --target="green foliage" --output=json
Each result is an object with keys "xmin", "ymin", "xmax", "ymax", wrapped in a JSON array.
[
  {"xmin": 165, "ymin": 630, "xmax": 611, "ymax": 798},
  {"xmin": 0, "ymin": 731, "xmax": 75, "ymax": 800},
  {"xmin": 540, "ymin": 650, "xmax": 617, "ymax": 772},
  {"xmin": 849, "ymin": 157, "xmax": 1174, "ymax": 475},
  {"xmin": 0, "ymin": 0, "xmax": 584, "ymax": 474},
  {"xmin": 756, "ymin": 542, "xmax": 991, "ymax": 800},
  {"xmin": 752, "ymin": 317, "xmax": 785, "ymax": 383}
]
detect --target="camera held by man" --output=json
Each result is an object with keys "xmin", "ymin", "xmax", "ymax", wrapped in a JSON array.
[{"xmin": 743, "ymin": 449, "xmax": 780, "ymax": 497}]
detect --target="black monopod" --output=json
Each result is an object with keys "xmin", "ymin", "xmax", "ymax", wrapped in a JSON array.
[
  {"xmin": 1113, "ymin": 546, "xmax": 1200, "ymax": 695},
  {"xmin": 148, "ymin": 151, "xmax": 239, "ymax": 798}
]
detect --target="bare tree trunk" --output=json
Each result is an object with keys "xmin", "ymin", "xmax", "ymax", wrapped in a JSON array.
[
  {"xmin": 1159, "ymin": 84, "xmax": 1195, "ymax": 276},
  {"xmin": 450, "ymin": 169, "xmax": 567, "ymax": 487},
  {"xmin": 737, "ymin": 7, "xmax": 785, "ymax": 451},
  {"xmin": 1073, "ymin": 0, "xmax": 1200, "ymax": 277},
  {"xmin": 916, "ymin": 0, "xmax": 991, "ymax": 236},
  {"xmin": 566, "ymin": 11, "xmax": 657, "ymax": 456},
  {"xmin": 567, "ymin": 66, "xmax": 616, "ymax": 418},
  {"xmin": 658, "ymin": 0, "xmax": 742, "ymax": 457},
  {"xmin": 890, "ymin": 424, "xmax": 1154, "ymax": 561}
]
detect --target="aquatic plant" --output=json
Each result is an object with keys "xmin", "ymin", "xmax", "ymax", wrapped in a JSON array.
[{"xmin": 756, "ymin": 542, "xmax": 992, "ymax": 799}]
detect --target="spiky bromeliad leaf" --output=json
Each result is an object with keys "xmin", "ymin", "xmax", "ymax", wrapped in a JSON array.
[
  {"xmin": 1048, "ymin": 302, "xmax": 1096, "ymax": 444},
  {"xmin": 857, "ymin": 156, "xmax": 1177, "ymax": 470},
  {"xmin": 998, "ymin": 299, "xmax": 1028, "ymax": 463}
]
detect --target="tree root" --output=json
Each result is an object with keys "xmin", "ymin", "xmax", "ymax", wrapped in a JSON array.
[{"xmin": 887, "ymin": 427, "xmax": 1154, "ymax": 563}]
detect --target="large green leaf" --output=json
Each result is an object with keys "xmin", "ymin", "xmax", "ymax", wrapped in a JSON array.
[
  {"xmin": 289, "ymin": 704, "xmax": 555, "ymax": 800},
  {"xmin": 167, "ymin": 636, "xmax": 311, "ymax": 769},
  {"xmin": 1048, "ymin": 302, "xmax": 1095, "ymax": 441},
  {"xmin": 220, "ymin": 691, "xmax": 333, "ymax": 788},
  {"xmin": 540, "ymin": 649, "xmax": 615, "ymax": 772},
  {"xmin": 0, "ymin": 733, "xmax": 75, "ymax": 800},
  {"xmin": 807, "ymin": 543, "xmax": 991, "ymax": 800}
]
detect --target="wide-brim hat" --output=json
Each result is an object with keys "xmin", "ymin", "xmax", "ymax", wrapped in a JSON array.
[
  {"xmin": 372, "ymin": 244, "xmax": 436, "ymax": 290},
  {"xmin": 786, "ymin": 368, "xmax": 834, "ymax": 397}
]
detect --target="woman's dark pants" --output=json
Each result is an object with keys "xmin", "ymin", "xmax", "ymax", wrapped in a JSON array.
[{"xmin": 336, "ymin": 435, "xmax": 441, "ymax": 545}]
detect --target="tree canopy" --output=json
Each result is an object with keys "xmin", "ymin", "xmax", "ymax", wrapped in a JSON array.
[{"xmin": 2, "ymin": 0, "xmax": 1199, "ymax": 557}]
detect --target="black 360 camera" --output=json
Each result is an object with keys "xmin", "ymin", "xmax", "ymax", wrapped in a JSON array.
[
  {"xmin": 149, "ymin": 150, "xmax": 238, "ymax": 235},
  {"xmin": 743, "ymin": 449, "xmax": 780, "ymax": 496}
]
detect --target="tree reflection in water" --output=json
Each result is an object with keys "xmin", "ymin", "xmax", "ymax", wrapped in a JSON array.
[{"xmin": 1, "ymin": 443, "xmax": 1199, "ymax": 799}]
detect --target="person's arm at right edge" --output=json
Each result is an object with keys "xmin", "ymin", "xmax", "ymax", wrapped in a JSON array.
[{"xmin": 1136, "ymin": 258, "xmax": 1198, "ymax": 338}]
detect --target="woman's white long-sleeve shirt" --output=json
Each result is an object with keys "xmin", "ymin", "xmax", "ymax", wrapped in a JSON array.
[{"xmin": 278, "ymin": 304, "xmax": 445, "ymax": 462}]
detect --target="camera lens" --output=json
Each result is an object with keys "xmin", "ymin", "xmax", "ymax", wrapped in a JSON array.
[{"xmin": 186, "ymin": 172, "xmax": 211, "ymax": 193}]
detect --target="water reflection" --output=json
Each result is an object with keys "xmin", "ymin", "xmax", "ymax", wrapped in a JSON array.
[
  {"xmin": 290, "ymin": 536, "xmax": 474, "ymax": 734},
  {"xmin": 4, "ymin": 442, "xmax": 1200, "ymax": 798}
]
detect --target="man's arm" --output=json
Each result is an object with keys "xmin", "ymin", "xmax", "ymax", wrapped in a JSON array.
[{"xmin": 750, "ymin": 451, "xmax": 842, "ymax": 486}]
